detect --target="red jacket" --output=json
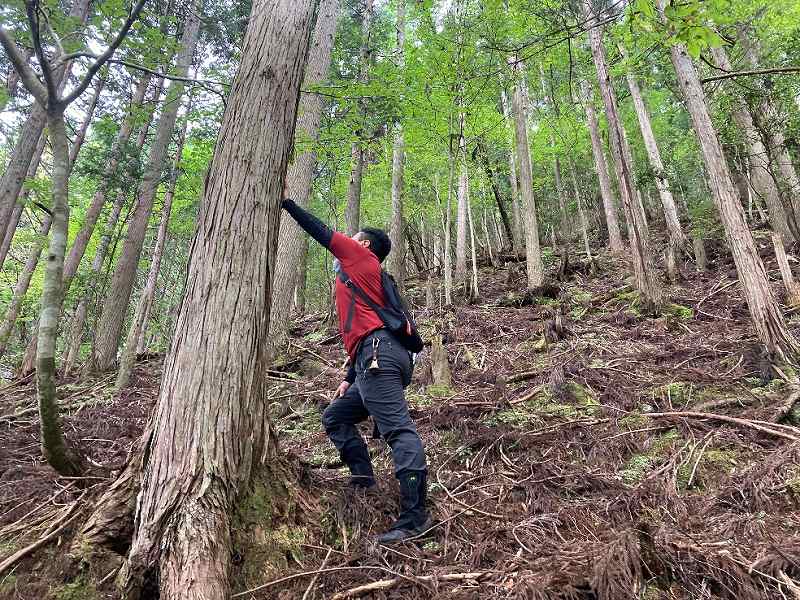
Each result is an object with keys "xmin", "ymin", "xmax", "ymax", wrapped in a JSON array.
[{"xmin": 330, "ymin": 232, "xmax": 386, "ymax": 358}]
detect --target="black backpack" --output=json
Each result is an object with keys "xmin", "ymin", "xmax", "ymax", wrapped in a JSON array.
[{"xmin": 338, "ymin": 268, "xmax": 424, "ymax": 353}]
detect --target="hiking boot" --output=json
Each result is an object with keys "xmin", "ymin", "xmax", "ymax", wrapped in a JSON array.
[
  {"xmin": 376, "ymin": 471, "xmax": 431, "ymax": 544},
  {"xmin": 341, "ymin": 442, "xmax": 376, "ymax": 489}
]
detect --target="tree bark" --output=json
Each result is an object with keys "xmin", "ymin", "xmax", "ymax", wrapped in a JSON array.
[
  {"xmin": 90, "ymin": 8, "xmax": 201, "ymax": 372},
  {"xmin": 500, "ymin": 89, "xmax": 525, "ymax": 254},
  {"xmin": 343, "ymin": 0, "xmax": 373, "ymax": 237},
  {"xmin": 116, "ymin": 2, "xmax": 316, "ymax": 597},
  {"xmin": 510, "ymin": 59, "xmax": 543, "ymax": 290},
  {"xmin": 0, "ymin": 133, "xmax": 46, "ymax": 272},
  {"xmin": 455, "ymin": 117, "xmax": 469, "ymax": 283},
  {"xmin": 476, "ymin": 142, "xmax": 513, "ymax": 248},
  {"xmin": 0, "ymin": 0, "xmax": 91, "ymax": 239},
  {"xmin": 736, "ymin": 25, "xmax": 800, "ymax": 225},
  {"xmin": 663, "ymin": 9, "xmax": 799, "ymax": 360},
  {"xmin": 569, "ymin": 158, "xmax": 593, "ymax": 265},
  {"xmin": 772, "ymin": 233, "xmax": 800, "ymax": 306},
  {"xmin": 709, "ymin": 45, "xmax": 794, "ymax": 243},
  {"xmin": 68, "ymin": 71, "xmax": 106, "ymax": 168},
  {"xmin": 580, "ymin": 79, "xmax": 624, "ymax": 252},
  {"xmin": 693, "ymin": 237, "xmax": 707, "ymax": 271},
  {"xmin": 268, "ymin": 0, "xmax": 339, "ymax": 358},
  {"xmin": 37, "ymin": 109, "xmax": 82, "ymax": 476},
  {"xmin": 584, "ymin": 2, "xmax": 661, "ymax": 311},
  {"xmin": 465, "ymin": 167, "xmax": 479, "ymax": 300},
  {"xmin": 620, "ymin": 44, "xmax": 688, "ymax": 249},
  {"xmin": 115, "ymin": 114, "xmax": 188, "ymax": 392},
  {"xmin": 386, "ymin": 0, "xmax": 406, "ymax": 289}
]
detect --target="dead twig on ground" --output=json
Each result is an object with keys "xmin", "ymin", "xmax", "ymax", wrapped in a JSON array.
[
  {"xmin": 646, "ymin": 410, "xmax": 800, "ymax": 442},
  {"xmin": 330, "ymin": 571, "xmax": 489, "ymax": 599}
]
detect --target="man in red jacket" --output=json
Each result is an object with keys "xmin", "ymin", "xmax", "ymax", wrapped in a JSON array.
[{"xmin": 281, "ymin": 200, "xmax": 430, "ymax": 543}]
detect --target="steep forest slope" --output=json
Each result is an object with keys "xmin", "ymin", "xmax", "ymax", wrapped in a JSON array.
[{"xmin": 1, "ymin": 244, "xmax": 799, "ymax": 599}]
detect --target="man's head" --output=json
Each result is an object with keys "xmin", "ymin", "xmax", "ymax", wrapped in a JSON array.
[{"xmin": 354, "ymin": 227, "xmax": 391, "ymax": 263}]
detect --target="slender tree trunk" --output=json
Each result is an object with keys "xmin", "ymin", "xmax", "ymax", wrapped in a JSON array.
[
  {"xmin": 268, "ymin": 0, "xmax": 340, "ymax": 355},
  {"xmin": 68, "ymin": 71, "xmax": 106, "ymax": 167},
  {"xmin": 500, "ymin": 89, "xmax": 525, "ymax": 254},
  {"xmin": 114, "ymin": 3, "xmax": 316, "ymax": 597},
  {"xmin": 0, "ymin": 213, "xmax": 53, "ymax": 358},
  {"xmin": 510, "ymin": 59, "xmax": 544, "ymax": 290},
  {"xmin": 477, "ymin": 142, "xmax": 514, "ymax": 247},
  {"xmin": 344, "ymin": 0, "xmax": 373, "ymax": 237},
  {"xmin": 37, "ymin": 109, "xmax": 82, "ymax": 476},
  {"xmin": 90, "ymin": 8, "xmax": 201, "ymax": 372},
  {"xmin": 455, "ymin": 118, "xmax": 468, "ymax": 283},
  {"xmin": 0, "ymin": 0, "xmax": 90, "ymax": 238},
  {"xmin": 581, "ymin": 80, "xmax": 624, "ymax": 252},
  {"xmin": 569, "ymin": 159, "xmax": 593, "ymax": 264},
  {"xmin": 736, "ymin": 25, "xmax": 800, "ymax": 224},
  {"xmin": 0, "ymin": 133, "xmax": 46, "ymax": 271},
  {"xmin": 620, "ymin": 44, "xmax": 688, "ymax": 249},
  {"xmin": 663, "ymin": 8, "xmax": 799, "ymax": 360},
  {"xmin": 466, "ymin": 175, "xmax": 480, "ymax": 300},
  {"xmin": 585, "ymin": 2, "xmax": 661, "ymax": 311},
  {"xmin": 441, "ymin": 163, "xmax": 454, "ymax": 305},
  {"xmin": 115, "ymin": 113, "xmax": 188, "ymax": 392},
  {"xmin": 483, "ymin": 207, "xmax": 498, "ymax": 267},
  {"xmin": 772, "ymin": 233, "xmax": 800, "ymax": 306},
  {"xmin": 386, "ymin": 0, "xmax": 406, "ymax": 288},
  {"xmin": 709, "ymin": 46, "xmax": 794, "ymax": 243},
  {"xmin": 0, "ymin": 72, "xmax": 104, "ymax": 361}
]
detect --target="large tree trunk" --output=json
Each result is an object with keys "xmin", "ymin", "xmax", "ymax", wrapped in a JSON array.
[
  {"xmin": 0, "ymin": 0, "xmax": 91, "ymax": 238},
  {"xmin": 664, "ymin": 10, "xmax": 799, "ymax": 360},
  {"xmin": 585, "ymin": 2, "xmax": 661, "ymax": 311},
  {"xmin": 90, "ymin": 9, "xmax": 200, "ymax": 372},
  {"xmin": 37, "ymin": 109, "xmax": 82, "ymax": 476},
  {"xmin": 386, "ymin": 0, "xmax": 406, "ymax": 289},
  {"xmin": 510, "ymin": 59, "xmax": 543, "ymax": 290},
  {"xmin": 620, "ymin": 44, "xmax": 688, "ymax": 249},
  {"xmin": 268, "ymin": 0, "xmax": 340, "ymax": 356},
  {"xmin": 455, "ymin": 118, "xmax": 469, "ymax": 283},
  {"xmin": 709, "ymin": 45, "xmax": 794, "ymax": 243},
  {"xmin": 580, "ymin": 80, "xmax": 624, "ymax": 252},
  {"xmin": 115, "ymin": 115, "xmax": 188, "ymax": 392},
  {"xmin": 116, "ymin": 2, "xmax": 316, "ymax": 597},
  {"xmin": 500, "ymin": 89, "xmax": 525, "ymax": 254}
]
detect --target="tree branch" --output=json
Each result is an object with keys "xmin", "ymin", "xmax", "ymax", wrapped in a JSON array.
[
  {"xmin": 26, "ymin": 0, "xmax": 58, "ymax": 102},
  {"xmin": 701, "ymin": 66, "xmax": 800, "ymax": 83},
  {"xmin": 61, "ymin": 0, "xmax": 148, "ymax": 106},
  {"xmin": 0, "ymin": 26, "xmax": 47, "ymax": 104}
]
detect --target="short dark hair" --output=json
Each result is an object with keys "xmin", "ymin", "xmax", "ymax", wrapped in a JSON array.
[{"xmin": 360, "ymin": 227, "xmax": 391, "ymax": 262}]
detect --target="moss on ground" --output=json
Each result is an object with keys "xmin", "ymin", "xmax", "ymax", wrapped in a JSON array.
[
  {"xmin": 677, "ymin": 448, "xmax": 739, "ymax": 491},
  {"xmin": 425, "ymin": 384, "xmax": 455, "ymax": 399},
  {"xmin": 620, "ymin": 429, "xmax": 681, "ymax": 485},
  {"xmin": 49, "ymin": 577, "xmax": 98, "ymax": 600},
  {"xmin": 663, "ymin": 303, "xmax": 694, "ymax": 320}
]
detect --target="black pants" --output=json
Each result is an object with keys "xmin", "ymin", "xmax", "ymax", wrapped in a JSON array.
[{"xmin": 322, "ymin": 329, "xmax": 427, "ymax": 475}]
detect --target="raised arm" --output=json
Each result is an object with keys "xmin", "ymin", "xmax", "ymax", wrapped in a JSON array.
[{"xmin": 281, "ymin": 199, "xmax": 334, "ymax": 249}]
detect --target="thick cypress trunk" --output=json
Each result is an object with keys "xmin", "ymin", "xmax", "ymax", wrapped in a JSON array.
[
  {"xmin": 581, "ymin": 80, "xmax": 624, "ymax": 252},
  {"xmin": 510, "ymin": 59, "xmax": 543, "ymax": 290},
  {"xmin": 115, "ymin": 3, "xmax": 316, "ymax": 597},
  {"xmin": 90, "ymin": 9, "xmax": 200, "ymax": 372},
  {"xmin": 386, "ymin": 0, "xmax": 406, "ymax": 288},
  {"xmin": 709, "ymin": 46, "xmax": 793, "ymax": 243},
  {"xmin": 269, "ymin": 0, "xmax": 340, "ymax": 355},
  {"xmin": 664, "ymin": 10, "xmax": 799, "ymax": 360},
  {"xmin": 585, "ymin": 2, "xmax": 661, "ymax": 311},
  {"xmin": 620, "ymin": 44, "xmax": 688, "ymax": 249}
]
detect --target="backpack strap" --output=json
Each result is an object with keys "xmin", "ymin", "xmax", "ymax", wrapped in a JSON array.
[
  {"xmin": 338, "ymin": 267, "xmax": 385, "ymax": 316},
  {"xmin": 337, "ymin": 270, "xmax": 358, "ymax": 333}
]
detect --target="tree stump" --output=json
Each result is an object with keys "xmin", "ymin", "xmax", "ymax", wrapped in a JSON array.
[{"xmin": 431, "ymin": 335, "xmax": 451, "ymax": 388}]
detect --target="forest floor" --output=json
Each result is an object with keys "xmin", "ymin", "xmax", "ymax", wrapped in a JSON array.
[{"xmin": 1, "ymin": 240, "xmax": 800, "ymax": 599}]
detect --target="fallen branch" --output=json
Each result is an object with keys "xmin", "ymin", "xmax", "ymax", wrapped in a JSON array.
[
  {"xmin": 646, "ymin": 411, "xmax": 800, "ymax": 442},
  {"xmin": 507, "ymin": 369, "xmax": 540, "ymax": 384},
  {"xmin": 330, "ymin": 571, "xmax": 489, "ymax": 599},
  {"xmin": 0, "ymin": 496, "xmax": 83, "ymax": 577}
]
